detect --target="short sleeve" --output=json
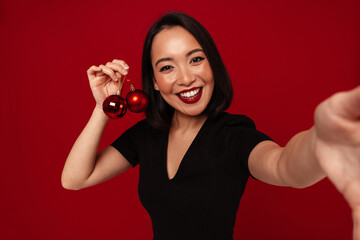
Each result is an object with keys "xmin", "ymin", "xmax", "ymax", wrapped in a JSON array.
[
  {"xmin": 111, "ymin": 120, "xmax": 146, "ymax": 167},
  {"xmin": 221, "ymin": 113, "xmax": 274, "ymax": 178},
  {"xmin": 237, "ymin": 128, "xmax": 273, "ymax": 177}
]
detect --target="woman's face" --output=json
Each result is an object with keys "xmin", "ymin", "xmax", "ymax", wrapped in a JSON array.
[{"xmin": 151, "ymin": 26, "xmax": 214, "ymax": 117}]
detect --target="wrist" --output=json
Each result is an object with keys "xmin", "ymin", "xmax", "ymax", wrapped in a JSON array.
[{"xmin": 92, "ymin": 106, "xmax": 109, "ymax": 122}]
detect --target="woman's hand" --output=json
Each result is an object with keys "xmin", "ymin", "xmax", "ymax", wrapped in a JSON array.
[
  {"xmin": 87, "ymin": 59, "xmax": 129, "ymax": 111},
  {"xmin": 314, "ymin": 86, "xmax": 360, "ymax": 239}
]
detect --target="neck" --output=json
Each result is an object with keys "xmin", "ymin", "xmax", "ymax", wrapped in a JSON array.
[{"xmin": 171, "ymin": 111, "xmax": 208, "ymax": 131}]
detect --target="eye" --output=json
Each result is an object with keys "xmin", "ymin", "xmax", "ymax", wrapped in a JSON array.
[
  {"xmin": 159, "ymin": 65, "xmax": 173, "ymax": 72},
  {"xmin": 190, "ymin": 56, "xmax": 205, "ymax": 64}
]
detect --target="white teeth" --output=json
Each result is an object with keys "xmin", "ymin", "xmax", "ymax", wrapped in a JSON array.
[{"xmin": 179, "ymin": 88, "xmax": 200, "ymax": 98}]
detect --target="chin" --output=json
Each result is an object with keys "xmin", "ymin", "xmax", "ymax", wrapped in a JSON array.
[{"xmin": 176, "ymin": 105, "xmax": 208, "ymax": 117}]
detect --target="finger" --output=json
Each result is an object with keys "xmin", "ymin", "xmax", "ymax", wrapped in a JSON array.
[
  {"xmin": 115, "ymin": 72, "xmax": 122, "ymax": 79},
  {"xmin": 87, "ymin": 65, "xmax": 102, "ymax": 76},
  {"xmin": 329, "ymin": 86, "xmax": 360, "ymax": 119},
  {"xmin": 105, "ymin": 62, "xmax": 128, "ymax": 76},
  {"xmin": 99, "ymin": 64, "xmax": 118, "ymax": 81},
  {"xmin": 112, "ymin": 59, "xmax": 130, "ymax": 71}
]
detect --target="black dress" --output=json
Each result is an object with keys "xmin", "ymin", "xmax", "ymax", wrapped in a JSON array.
[{"xmin": 111, "ymin": 112, "xmax": 272, "ymax": 240}]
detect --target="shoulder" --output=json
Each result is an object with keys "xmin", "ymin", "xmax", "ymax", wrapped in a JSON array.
[
  {"xmin": 211, "ymin": 112, "xmax": 256, "ymax": 130},
  {"xmin": 204, "ymin": 112, "xmax": 262, "ymax": 146},
  {"xmin": 128, "ymin": 118, "xmax": 148, "ymax": 129},
  {"xmin": 124, "ymin": 118, "xmax": 154, "ymax": 134},
  {"xmin": 209, "ymin": 112, "xmax": 273, "ymax": 148},
  {"xmin": 111, "ymin": 118, "xmax": 161, "ymax": 167},
  {"xmin": 122, "ymin": 118, "xmax": 165, "ymax": 144}
]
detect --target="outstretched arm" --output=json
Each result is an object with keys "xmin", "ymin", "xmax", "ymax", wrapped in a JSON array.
[
  {"xmin": 249, "ymin": 127, "xmax": 324, "ymax": 188},
  {"xmin": 249, "ymin": 86, "xmax": 360, "ymax": 239}
]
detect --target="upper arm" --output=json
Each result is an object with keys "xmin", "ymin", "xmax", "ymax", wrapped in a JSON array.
[
  {"xmin": 248, "ymin": 140, "xmax": 288, "ymax": 186},
  {"xmin": 81, "ymin": 146, "xmax": 133, "ymax": 189}
]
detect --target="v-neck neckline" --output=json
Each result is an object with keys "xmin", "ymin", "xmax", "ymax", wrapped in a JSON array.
[{"xmin": 164, "ymin": 117, "xmax": 210, "ymax": 181}]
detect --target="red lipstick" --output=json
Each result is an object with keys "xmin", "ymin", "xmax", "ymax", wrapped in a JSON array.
[{"xmin": 176, "ymin": 87, "xmax": 202, "ymax": 104}]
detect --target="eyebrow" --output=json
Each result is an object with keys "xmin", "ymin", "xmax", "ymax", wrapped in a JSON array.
[{"xmin": 154, "ymin": 48, "xmax": 204, "ymax": 67}]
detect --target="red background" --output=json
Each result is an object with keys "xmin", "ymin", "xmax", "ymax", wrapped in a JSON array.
[{"xmin": 1, "ymin": 0, "xmax": 359, "ymax": 239}]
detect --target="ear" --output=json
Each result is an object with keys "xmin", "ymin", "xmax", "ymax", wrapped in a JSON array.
[{"xmin": 153, "ymin": 78, "xmax": 159, "ymax": 91}]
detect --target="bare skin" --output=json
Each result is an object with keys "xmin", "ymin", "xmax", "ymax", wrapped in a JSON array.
[{"xmin": 166, "ymin": 112, "xmax": 207, "ymax": 180}]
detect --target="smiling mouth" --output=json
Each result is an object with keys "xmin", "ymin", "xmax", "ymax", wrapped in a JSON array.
[
  {"xmin": 178, "ymin": 88, "xmax": 201, "ymax": 99},
  {"xmin": 176, "ymin": 87, "xmax": 203, "ymax": 104}
]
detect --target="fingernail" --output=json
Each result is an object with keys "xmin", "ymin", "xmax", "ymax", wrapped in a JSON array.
[
  {"xmin": 124, "ymin": 64, "xmax": 129, "ymax": 69},
  {"xmin": 122, "ymin": 69, "xmax": 128, "ymax": 74},
  {"xmin": 114, "ymin": 75, "xmax": 119, "ymax": 81}
]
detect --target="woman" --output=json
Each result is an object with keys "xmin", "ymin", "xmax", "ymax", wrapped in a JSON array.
[{"xmin": 62, "ymin": 12, "xmax": 360, "ymax": 239}]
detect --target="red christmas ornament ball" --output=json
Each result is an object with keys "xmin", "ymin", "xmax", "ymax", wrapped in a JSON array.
[
  {"xmin": 102, "ymin": 95, "xmax": 127, "ymax": 119},
  {"xmin": 126, "ymin": 90, "xmax": 149, "ymax": 113}
]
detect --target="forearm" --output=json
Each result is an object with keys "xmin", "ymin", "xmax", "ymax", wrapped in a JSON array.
[
  {"xmin": 278, "ymin": 127, "xmax": 326, "ymax": 188},
  {"xmin": 61, "ymin": 107, "xmax": 109, "ymax": 189}
]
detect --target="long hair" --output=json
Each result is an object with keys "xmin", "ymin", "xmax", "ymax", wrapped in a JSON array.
[{"xmin": 142, "ymin": 12, "xmax": 233, "ymax": 130}]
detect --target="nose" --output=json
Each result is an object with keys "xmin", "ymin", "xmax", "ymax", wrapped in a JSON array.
[{"xmin": 177, "ymin": 66, "xmax": 195, "ymax": 86}]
